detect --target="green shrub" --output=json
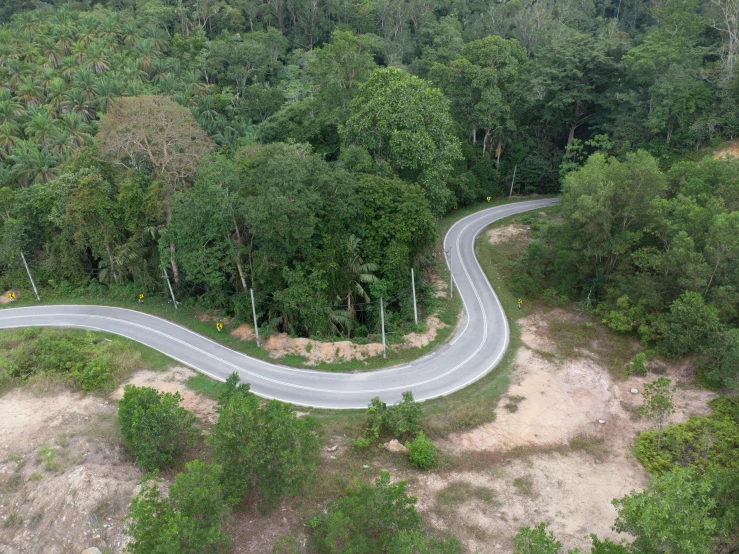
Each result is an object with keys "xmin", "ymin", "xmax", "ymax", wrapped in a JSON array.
[
  {"xmin": 209, "ymin": 373, "xmax": 320, "ymax": 512},
  {"xmin": 123, "ymin": 461, "xmax": 231, "ymax": 554},
  {"xmin": 365, "ymin": 391, "xmax": 422, "ymax": 440},
  {"xmin": 634, "ymin": 396, "xmax": 739, "ymax": 475},
  {"xmin": 308, "ymin": 472, "xmax": 460, "ymax": 553},
  {"xmin": 626, "ymin": 352, "xmax": 648, "ymax": 376},
  {"xmin": 118, "ymin": 385, "xmax": 199, "ymax": 471},
  {"xmin": 406, "ymin": 432, "xmax": 437, "ymax": 469},
  {"xmin": 74, "ymin": 357, "xmax": 116, "ymax": 391},
  {"xmin": 353, "ymin": 436, "xmax": 371, "ymax": 449}
]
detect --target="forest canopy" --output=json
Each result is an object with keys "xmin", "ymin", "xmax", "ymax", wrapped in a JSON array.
[{"xmin": 1, "ymin": 0, "xmax": 739, "ymax": 346}]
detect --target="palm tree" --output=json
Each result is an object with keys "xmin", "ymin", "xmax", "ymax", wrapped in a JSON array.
[
  {"xmin": 156, "ymin": 72, "xmax": 180, "ymax": 94},
  {"xmin": 24, "ymin": 108, "xmax": 57, "ymax": 148},
  {"xmin": 92, "ymin": 77, "xmax": 120, "ymax": 114},
  {"xmin": 72, "ymin": 68, "xmax": 97, "ymax": 102},
  {"xmin": 3, "ymin": 59, "xmax": 26, "ymax": 93},
  {"xmin": 0, "ymin": 121, "xmax": 19, "ymax": 157},
  {"xmin": 61, "ymin": 89, "xmax": 95, "ymax": 122},
  {"xmin": 86, "ymin": 41, "xmax": 111, "ymax": 74},
  {"xmin": 39, "ymin": 37, "xmax": 61, "ymax": 69},
  {"xmin": 134, "ymin": 39, "xmax": 157, "ymax": 74},
  {"xmin": 48, "ymin": 127, "xmax": 74, "ymax": 159},
  {"xmin": 59, "ymin": 56, "xmax": 78, "ymax": 79},
  {"xmin": 15, "ymin": 76, "xmax": 44, "ymax": 108},
  {"xmin": 0, "ymin": 94, "xmax": 25, "ymax": 122},
  {"xmin": 7, "ymin": 140, "xmax": 58, "ymax": 186},
  {"xmin": 59, "ymin": 112, "xmax": 92, "ymax": 146},
  {"xmin": 71, "ymin": 40, "xmax": 87, "ymax": 64},
  {"xmin": 120, "ymin": 22, "xmax": 138, "ymax": 48},
  {"xmin": 340, "ymin": 235, "xmax": 379, "ymax": 336},
  {"xmin": 46, "ymin": 78, "xmax": 65, "ymax": 114},
  {"xmin": 98, "ymin": 14, "xmax": 121, "ymax": 42}
]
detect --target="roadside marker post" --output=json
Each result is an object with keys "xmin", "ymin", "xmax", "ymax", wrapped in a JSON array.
[
  {"xmin": 411, "ymin": 268, "xmax": 418, "ymax": 325},
  {"xmin": 20, "ymin": 252, "xmax": 40, "ymax": 301},
  {"xmin": 250, "ymin": 288, "xmax": 260, "ymax": 347},
  {"xmin": 380, "ymin": 296, "xmax": 387, "ymax": 359}
]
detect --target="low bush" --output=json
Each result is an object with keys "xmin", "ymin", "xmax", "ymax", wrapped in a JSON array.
[
  {"xmin": 118, "ymin": 385, "xmax": 199, "ymax": 471},
  {"xmin": 0, "ymin": 329, "xmax": 137, "ymax": 392},
  {"xmin": 365, "ymin": 391, "xmax": 422, "ymax": 440},
  {"xmin": 407, "ymin": 432, "xmax": 437, "ymax": 469},
  {"xmin": 634, "ymin": 396, "xmax": 739, "ymax": 476},
  {"xmin": 123, "ymin": 461, "xmax": 231, "ymax": 554}
]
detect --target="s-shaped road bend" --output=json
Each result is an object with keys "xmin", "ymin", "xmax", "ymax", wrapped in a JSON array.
[{"xmin": 0, "ymin": 198, "xmax": 558, "ymax": 409}]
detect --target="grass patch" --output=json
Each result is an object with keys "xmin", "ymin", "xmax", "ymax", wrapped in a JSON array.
[
  {"xmin": 0, "ymin": 327, "xmax": 173, "ymax": 396},
  {"xmin": 512, "ymin": 475, "xmax": 535, "ymax": 496},
  {"xmin": 186, "ymin": 374, "xmax": 228, "ymax": 401},
  {"xmin": 3, "ymin": 511, "xmax": 22, "ymax": 528},
  {"xmin": 504, "ymin": 395, "xmax": 526, "ymax": 413},
  {"xmin": 436, "ymin": 482, "xmax": 496, "ymax": 506}
]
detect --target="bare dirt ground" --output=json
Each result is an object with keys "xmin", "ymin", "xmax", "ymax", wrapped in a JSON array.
[
  {"xmin": 263, "ymin": 315, "xmax": 447, "ymax": 365},
  {"xmin": 0, "ymin": 291, "xmax": 15, "ymax": 305},
  {"xmin": 713, "ymin": 140, "xmax": 739, "ymax": 159},
  {"xmin": 0, "ymin": 387, "xmax": 138, "ymax": 554},
  {"xmin": 425, "ymin": 308, "xmax": 716, "ymax": 553},
  {"xmin": 230, "ymin": 323, "xmax": 255, "ymax": 341},
  {"xmin": 487, "ymin": 224, "xmax": 530, "ymax": 245},
  {"xmin": 0, "ymin": 367, "xmax": 214, "ymax": 554}
]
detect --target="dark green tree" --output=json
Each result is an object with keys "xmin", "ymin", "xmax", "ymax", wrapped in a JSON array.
[{"xmin": 118, "ymin": 385, "xmax": 199, "ymax": 471}]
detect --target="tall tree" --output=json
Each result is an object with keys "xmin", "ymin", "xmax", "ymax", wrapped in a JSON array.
[
  {"xmin": 96, "ymin": 95, "xmax": 212, "ymax": 282},
  {"xmin": 341, "ymin": 67, "xmax": 462, "ymax": 214},
  {"xmin": 534, "ymin": 31, "xmax": 615, "ymax": 145}
]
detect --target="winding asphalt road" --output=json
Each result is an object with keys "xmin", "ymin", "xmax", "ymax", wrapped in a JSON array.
[{"xmin": 0, "ymin": 199, "xmax": 557, "ymax": 409}]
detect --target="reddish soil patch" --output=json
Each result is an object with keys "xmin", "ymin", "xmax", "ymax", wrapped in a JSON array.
[
  {"xmin": 230, "ymin": 323, "xmax": 255, "ymax": 341},
  {"xmin": 264, "ymin": 315, "xmax": 447, "ymax": 365}
]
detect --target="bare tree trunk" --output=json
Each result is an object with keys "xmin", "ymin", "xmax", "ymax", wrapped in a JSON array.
[
  {"xmin": 106, "ymin": 246, "xmax": 119, "ymax": 283},
  {"xmin": 164, "ymin": 205, "xmax": 180, "ymax": 283},
  {"xmin": 567, "ymin": 123, "xmax": 577, "ymax": 145},
  {"xmin": 169, "ymin": 243, "xmax": 180, "ymax": 283}
]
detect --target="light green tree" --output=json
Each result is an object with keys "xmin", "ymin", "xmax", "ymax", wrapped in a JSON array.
[{"xmin": 638, "ymin": 377, "xmax": 676, "ymax": 450}]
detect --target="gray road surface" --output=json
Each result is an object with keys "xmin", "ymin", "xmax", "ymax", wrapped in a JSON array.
[{"xmin": 0, "ymin": 199, "xmax": 557, "ymax": 409}]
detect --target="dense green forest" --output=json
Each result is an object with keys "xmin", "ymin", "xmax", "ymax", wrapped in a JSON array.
[{"xmin": 2, "ymin": 0, "xmax": 739, "ymax": 345}]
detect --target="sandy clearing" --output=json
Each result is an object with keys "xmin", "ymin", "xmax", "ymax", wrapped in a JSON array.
[
  {"xmin": 445, "ymin": 344, "xmax": 716, "ymax": 454},
  {"xmin": 109, "ymin": 366, "xmax": 217, "ymax": 424},
  {"xmin": 0, "ymin": 390, "xmax": 105, "ymax": 453},
  {"xmin": 411, "ymin": 452, "xmax": 649, "ymax": 553},
  {"xmin": 486, "ymin": 224, "xmax": 531, "ymax": 245},
  {"xmin": 0, "ymin": 366, "xmax": 222, "ymax": 554},
  {"xmin": 519, "ymin": 313, "xmax": 556, "ymax": 353}
]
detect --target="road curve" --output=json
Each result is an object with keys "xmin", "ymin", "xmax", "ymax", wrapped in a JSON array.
[{"xmin": 0, "ymin": 199, "xmax": 557, "ymax": 409}]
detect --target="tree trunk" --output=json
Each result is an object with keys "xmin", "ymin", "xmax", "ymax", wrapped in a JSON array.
[
  {"xmin": 106, "ymin": 246, "xmax": 119, "ymax": 283},
  {"xmin": 170, "ymin": 243, "xmax": 180, "ymax": 284},
  {"xmin": 567, "ymin": 123, "xmax": 577, "ymax": 146},
  {"xmin": 235, "ymin": 260, "xmax": 248, "ymax": 291}
]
